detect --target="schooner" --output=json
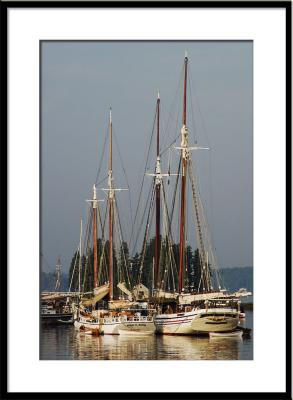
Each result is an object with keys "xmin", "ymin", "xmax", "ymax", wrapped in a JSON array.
[
  {"xmin": 135, "ymin": 53, "xmax": 240, "ymax": 335},
  {"xmin": 74, "ymin": 109, "xmax": 156, "ymax": 335}
]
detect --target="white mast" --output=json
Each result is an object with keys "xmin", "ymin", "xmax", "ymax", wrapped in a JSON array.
[
  {"xmin": 54, "ymin": 256, "xmax": 62, "ymax": 291},
  {"xmin": 78, "ymin": 218, "xmax": 83, "ymax": 295},
  {"xmin": 86, "ymin": 184, "xmax": 104, "ymax": 288}
]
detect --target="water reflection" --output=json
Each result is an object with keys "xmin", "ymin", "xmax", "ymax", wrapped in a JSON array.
[
  {"xmin": 40, "ymin": 311, "xmax": 253, "ymax": 360},
  {"xmin": 72, "ymin": 333, "xmax": 157, "ymax": 360},
  {"xmin": 160, "ymin": 335, "xmax": 242, "ymax": 360}
]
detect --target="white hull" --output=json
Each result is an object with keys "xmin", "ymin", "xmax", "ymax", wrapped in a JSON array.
[
  {"xmin": 75, "ymin": 314, "xmax": 155, "ymax": 335},
  {"xmin": 155, "ymin": 308, "xmax": 239, "ymax": 335},
  {"xmin": 102, "ymin": 316, "xmax": 122, "ymax": 335},
  {"xmin": 191, "ymin": 308, "xmax": 239, "ymax": 333},
  {"xmin": 210, "ymin": 330, "xmax": 243, "ymax": 338},
  {"xmin": 118, "ymin": 317, "xmax": 155, "ymax": 336},
  {"xmin": 74, "ymin": 319, "xmax": 101, "ymax": 330},
  {"xmin": 74, "ymin": 315, "xmax": 121, "ymax": 334},
  {"xmin": 155, "ymin": 310, "xmax": 198, "ymax": 335}
]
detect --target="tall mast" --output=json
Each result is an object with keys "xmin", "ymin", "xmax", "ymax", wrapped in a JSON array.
[
  {"xmin": 99, "ymin": 108, "xmax": 127, "ymax": 299},
  {"xmin": 108, "ymin": 108, "xmax": 114, "ymax": 300},
  {"xmin": 155, "ymin": 92, "xmax": 161, "ymax": 290},
  {"xmin": 86, "ymin": 185, "xmax": 104, "ymax": 289},
  {"xmin": 78, "ymin": 219, "xmax": 83, "ymax": 295},
  {"xmin": 179, "ymin": 53, "xmax": 188, "ymax": 293},
  {"xmin": 92, "ymin": 185, "xmax": 98, "ymax": 288},
  {"xmin": 54, "ymin": 256, "xmax": 62, "ymax": 291},
  {"xmin": 146, "ymin": 93, "xmax": 176, "ymax": 290}
]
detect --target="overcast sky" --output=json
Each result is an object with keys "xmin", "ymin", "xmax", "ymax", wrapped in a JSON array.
[{"xmin": 41, "ymin": 41, "xmax": 253, "ymax": 274}]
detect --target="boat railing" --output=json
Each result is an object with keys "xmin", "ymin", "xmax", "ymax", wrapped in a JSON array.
[{"xmin": 99, "ymin": 315, "xmax": 153, "ymax": 324}]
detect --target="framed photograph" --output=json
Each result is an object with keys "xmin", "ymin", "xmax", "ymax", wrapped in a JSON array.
[{"xmin": 2, "ymin": 1, "xmax": 291, "ymax": 398}]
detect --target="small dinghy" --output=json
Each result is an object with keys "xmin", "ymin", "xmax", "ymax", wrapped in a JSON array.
[
  {"xmin": 57, "ymin": 318, "xmax": 74, "ymax": 325},
  {"xmin": 84, "ymin": 327, "xmax": 101, "ymax": 336},
  {"xmin": 209, "ymin": 330, "xmax": 243, "ymax": 339}
]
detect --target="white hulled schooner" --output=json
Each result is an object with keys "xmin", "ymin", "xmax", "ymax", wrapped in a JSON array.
[
  {"xmin": 138, "ymin": 53, "xmax": 240, "ymax": 335},
  {"xmin": 74, "ymin": 110, "xmax": 155, "ymax": 335}
]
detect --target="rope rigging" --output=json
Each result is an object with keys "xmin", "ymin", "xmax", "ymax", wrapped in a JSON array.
[{"xmin": 129, "ymin": 105, "xmax": 158, "ymax": 253}]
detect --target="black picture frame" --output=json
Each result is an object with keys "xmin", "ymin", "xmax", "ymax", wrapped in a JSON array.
[{"xmin": 1, "ymin": 1, "xmax": 291, "ymax": 399}]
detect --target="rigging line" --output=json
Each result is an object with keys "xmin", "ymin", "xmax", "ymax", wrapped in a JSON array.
[
  {"xmin": 112, "ymin": 126, "xmax": 133, "ymax": 243},
  {"xmin": 101, "ymin": 196, "xmax": 110, "ymax": 285},
  {"xmin": 112, "ymin": 203, "xmax": 122, "ymax": 288},
  {"xmin": 68, "ymin": 246, "xmax": 79, "ymax": 292},
  {"xmin": 187, "ymin": 160, "xmax": 208, "ymax": 289},
  {"xmin": 207, "ymin": 146, "xmax": 217, "ymax": 261},
  {"xmin": 168, "ymin": 239, "xmax": 176, "ymax": 293},
  {"xmin": 94, "ymin": 122, "xmax": 109, "ymax": 185},
  {"xmin": 189, "ymin": 67, "xmax": 212, "ymax": 149},
  {"xmin": 131, "ymin": 178, "xmax": 155, "ymax": 257},
  {"xmin": 161, "ymin": 181, "xmax": 178, "ymax": 292},
  {"xmin": 169, "ymin": 157, "xmax": 182, "ymax": 226},
  {"xmin": 82, "ymin": 256, "xmax": 88, "ymax": 294},
  {"xmin": 114, "ymin": 195, "xmax": 131, "ymax": 288},
  {"xmin": 161, "ymin": 184, "xmax": 176, "ymax": 292},
  {"xmin": 96, "ymin": 175, "xmax": 108, "ymax": 187},
  {"xmin": 129, "ymin": 105, "xmax": 157, "ymax": 251},
  {"xmin": 161, "ymin": 180, "xmax": 176, "ymax": 249},
  {"xmin": 160, "ymin": 135, "xmax": 180, "ymax": 157},
  {"xmin": 188, "ymin": 159, "xmax": 214, "ymax": 291},
  {"xmin": 160, "ymin": 63, "xmax": 184, "ymax": 155},
  {"xmin": 143, "ymin": 188, "xmax": 156, "ymax": 285},
  {"xmin": 190, "ymin": 157, "xmax": 216, "ymax": 270},
  {"xmin": 137, "ymin": 185, "xmax": 156, "ymax": 286},
  {"xmin": 97, "ymin": 197, "xmax": 109, "ymax": 285},
  {"xmin": 137, "ymin": 185, "xmax": 156, "ymax": 285},
  {"xmin": 197, "ymin": 273, "xmax": 203, "ymax": 293},
  {"xmin": 160, "ymin": 108, "xmax": 181, "ymax": 156},
  {"xmin": 188, "ymin": 71, "xmax": 198, "ymax": 145},
  {"xmin": 97, "ymin": 202, "xmax": 108, "ymax": 284},
  {"xmin": 160, "ymin": 100, "xmax": 182, "ymax": 158},
  {"xmin": 189, "ymin": 67, "xmax": 216, "ymax": 258},
  {"xmin": 95, "ymin": 200, "xmax": 104, "ymax": 285},
  {"xmin": 185, "ymin": 175, "xmax": 190, "ymax": 290},
  {"xmin": 82, "ymin": 205, "xmax": 92, "ymax": 292}
]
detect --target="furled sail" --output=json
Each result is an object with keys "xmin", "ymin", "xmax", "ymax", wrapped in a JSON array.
[
  {"xmin": 117, "ymin": 282, "xmax": 133, "ymax": 301},
  {"xmin": 81, "ymin": 283, "xmax": 109, "ymax": 307},
  {"xmin": 178, "ymin": 291, "xmax": 226, "ymax": 305}
]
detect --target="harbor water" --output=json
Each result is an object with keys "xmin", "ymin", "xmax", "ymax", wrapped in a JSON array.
[{"xmin": 40, "ymin": 310, "xmax": 253, "ymax": 360}]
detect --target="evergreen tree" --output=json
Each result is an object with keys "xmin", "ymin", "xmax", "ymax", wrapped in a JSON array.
[
  {"xmin": 68, "ymin": 251, "xmax": 79, "ymax": 291},
  {"xmin": 185, "ymin": 245, "xmax": 193, "ymax": 290},
  {"xmin": 141, "ymin": 237, "xmax": 155, "ymax": 288},
  {"xmin": 129, "ymin": 252, "xmax": 141, "ymax": 286},
  {"xmin": 193, "ymin": 248, "xmax": 202, "ymax": 292}
]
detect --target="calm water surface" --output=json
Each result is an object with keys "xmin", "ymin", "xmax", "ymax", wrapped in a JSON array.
[{"xmin": 40, "ymin": 311, "xmax": 253, "ymax": 360}]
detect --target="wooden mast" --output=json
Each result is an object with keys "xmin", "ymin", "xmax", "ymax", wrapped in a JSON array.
[
  {"xmin": 155, "ymin": 93, "xmax": 161, "ymax": 290},
  {"xmin": 179, "ymin": 54, "xmax": 188, "ymax": 294},
  {"xmin": 108, "ymin": 108, "xmax": 114, "ymax": 300},
  {"xmin": 92, "ymin": 185, "xmax": 98, "ymax": 288}
]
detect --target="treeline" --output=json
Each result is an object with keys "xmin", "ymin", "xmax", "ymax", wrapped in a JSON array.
[
  {"xmin": 41, "ymin": 237, "xmax": 253, "ymax": 293},
  {"xmin": 68, "ymin": 239, "xmax": 130, "ymax": 296},
  {"xmin": 67, "ymin": 236, "xmax": 207, "ymax": 293}
]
